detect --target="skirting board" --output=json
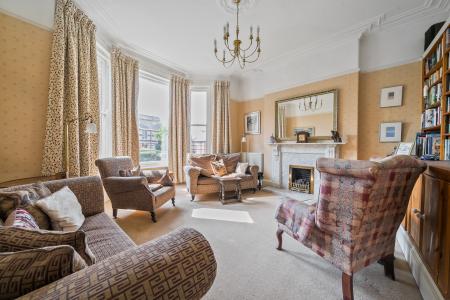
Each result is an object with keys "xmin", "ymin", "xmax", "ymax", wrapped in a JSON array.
[{"xmin": 397, "ymin": 226, "xmax": 444, "ymax": 300}]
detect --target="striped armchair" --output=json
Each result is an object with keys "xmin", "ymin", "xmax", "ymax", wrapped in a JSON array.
[{"xmin": 275, "ymin": 155, "xmax": 426, "ymax": 300}]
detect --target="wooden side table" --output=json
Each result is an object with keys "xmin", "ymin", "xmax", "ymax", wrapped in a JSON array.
[{"xmin": 214, "ymin": 176, "xmax": 242, "ymax": 204}]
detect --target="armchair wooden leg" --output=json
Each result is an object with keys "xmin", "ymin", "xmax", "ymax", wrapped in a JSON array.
[
  {"xmin": 191, "ymin": 194, "xmax": 195, "ymax": 201},
  {"xmin": 381, "ymin": 254, "xmax": 396, "ymax": 281},
  {"xmin": 342, "ymin": 273, "xmax": 354, "ymax": 300},
  {"xmin": 276, "ymin": 229, "xmax": 283, "ymax": 250},
  {"xmin": 112, "ymin": 208, "xmax": 118, "ymax": 219},
  {"xmin": 172, "ymin": 198, "xmax": 175, "ymax": 207},
  {"xmin": 150, "ymin": 211, "xmax": 157, "ymax": 223}
]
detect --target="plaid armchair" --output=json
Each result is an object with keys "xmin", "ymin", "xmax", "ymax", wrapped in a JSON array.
[
  {"xmin": 95, "ymin": 157, "xmax": 175, "ymax": 222},
  {"xmin": 275, "ymin": 155, "xmax": 426, "ymax": 300}
]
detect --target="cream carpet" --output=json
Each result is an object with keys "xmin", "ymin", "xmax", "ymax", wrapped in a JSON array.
[{"xmin": 105, "ymin": 186, "xmax": 421, "ymax": 300}]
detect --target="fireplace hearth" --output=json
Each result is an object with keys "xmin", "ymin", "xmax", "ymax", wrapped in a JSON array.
[{"xmin": 289, "ymin": 165, "xmax": 314, "ymax": 194}]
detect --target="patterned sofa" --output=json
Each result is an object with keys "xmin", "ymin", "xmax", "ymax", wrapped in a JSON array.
[
  {"xmin": 0, "ymin": 176, "xmax": 217, "ymax": 299},
  {"xmin": 185, "ymin": 153, "xmax": 259, "ymax": 201}
]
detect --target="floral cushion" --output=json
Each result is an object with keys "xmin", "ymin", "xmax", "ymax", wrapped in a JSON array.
[{"xmin": 211, "ymin": 159, "xmax": 228, "ymax": 176}]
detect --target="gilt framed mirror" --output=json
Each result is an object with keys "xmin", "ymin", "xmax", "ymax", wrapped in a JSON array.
[{"xmin": 275, "ymin": 90, "xmax": 338, "ymax": 141}]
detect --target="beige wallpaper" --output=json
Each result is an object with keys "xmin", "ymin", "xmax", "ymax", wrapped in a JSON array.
[
  {"xmin": 0, "ymin": 12, "xmax": 52, "ymax": 183},
  {"xmin": 232, "ymin": 72, "xmax": 360, "ymax": 182},
  {"xmin": 358, "ymin": 62, "xmax": 421, "ymax": 160}
]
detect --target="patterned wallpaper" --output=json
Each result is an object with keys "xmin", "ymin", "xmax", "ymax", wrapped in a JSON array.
[{"xmin": 0, "ymin": 12, "xmax": 52, "ymax": 183}]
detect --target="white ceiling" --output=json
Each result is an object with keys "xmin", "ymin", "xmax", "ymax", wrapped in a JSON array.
[{"xmin": 74, "ymin": 0, "xmax": 426, "ymax": 77}]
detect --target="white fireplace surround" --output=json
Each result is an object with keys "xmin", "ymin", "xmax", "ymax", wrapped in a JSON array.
[{"xmin": 268, "ymin": 142, "xmax": 344, "ymax": 199}]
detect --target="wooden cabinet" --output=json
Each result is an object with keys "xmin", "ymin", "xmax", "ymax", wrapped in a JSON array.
[{"xmin": 405, "ymin": 161, "xmax": 450, "ymax": 299}]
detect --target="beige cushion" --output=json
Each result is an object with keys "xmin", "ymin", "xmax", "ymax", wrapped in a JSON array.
[
  {"xmin": 211, "ymin": 159, "xmax": 228, "ymax": 176},
  {"xmin": 0, "ymin": 183, "xmax": 52, "ymax": 229},
  {"xmin": 36, "ymin": 187, "xmax": 85, "ymax": 232},
  {"xmin": 0, "ymin": 246, "xmax": 86, "ymax": 299},
  {"xmin": 158, "ymin": 170, "xmax": 174, "ymax": 186},
  {"xmin": 119, "ymin": 165, "xmax": 141, "ymax": 177},
  {"xmin": 220, "ymin": 153, "xmax": 241, "ymax": 173},
  {"xmin": 235, "ymin": 162, "xmax": 249, "ymax": 175},
  {"xmin": 189, "ymin": 154, "xmax": 216, "ymax": 177}
]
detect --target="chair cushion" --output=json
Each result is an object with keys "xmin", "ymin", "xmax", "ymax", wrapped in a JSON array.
[
  {"xmin": 0, "ymin": 246, "xmax": 86, "ymax": 299},
  {"xmin": 0, "ymin": 226, "xmax": 95, "ymax": 266},
  {"xmin": 153, "ymin": 186, "xmax": 175, "ymax": 207},
  {"xmin": 275, "ymin": 198, "xmax": 316, "ymax": 242},
  {"xmin": 148, "ymin": 183, "xmax": 163, "ymax": 191},
  {"xmin": 80, "ymin": 213, "xmax": 135, "ymax": 262}
]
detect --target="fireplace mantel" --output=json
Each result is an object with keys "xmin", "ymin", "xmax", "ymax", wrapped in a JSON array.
[{"xmin": 268, "ymin": 141, "xmax": 346, "ymax": 200}]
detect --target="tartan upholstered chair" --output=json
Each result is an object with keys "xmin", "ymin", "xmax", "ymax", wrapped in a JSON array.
[
  {"xmin": 95, "ymin": 157, "xmax": 175, "ymax": 223},
  {"xmin": 275, "ymin": 155, "xmax": 426, "ymax": 300}
]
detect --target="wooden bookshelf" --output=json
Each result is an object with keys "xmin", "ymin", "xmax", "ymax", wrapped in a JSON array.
[{"xmin": 421, "ymin": 22, "xmax": 450, "ymax": 160}]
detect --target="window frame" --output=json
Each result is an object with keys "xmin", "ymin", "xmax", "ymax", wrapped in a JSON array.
[
  {"xmin": 138, "ymin": 70, "xmax": 170, "ymax": 169},
  {"xmin": 189, "ymin": 86, "xmax": 211, "ymax": 154},
  {"xmin": 97, "ymin": 45, "xmax": 112, "ymax": 159}
]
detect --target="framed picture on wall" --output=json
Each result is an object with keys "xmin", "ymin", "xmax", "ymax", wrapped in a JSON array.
[
  {"xmin": 245, "ymin": 111, "xmax": 261, "ymax": 134},
  {"xmin": 379, "ymin": 122, "xmax": 402, "ymax": 143},
  {"xmin": 380, "ymin": 86, "xmax": 403, "ymax": 107}
]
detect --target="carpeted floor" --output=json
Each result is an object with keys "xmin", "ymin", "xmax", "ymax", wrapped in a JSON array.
[{"xmin": 105, "ymin": 186, "xmax": 422, "ymax": 300}]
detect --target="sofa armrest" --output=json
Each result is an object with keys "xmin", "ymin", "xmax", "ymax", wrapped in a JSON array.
[
  {"xmin": 44, "ymin": 176, "xmax": 104, "ymax": 217},
  {"xmin": 102, "ymin": 176, "xmax": 149, "ymax": 194},
  {"xmin": 185, "ymin": 166, "xmax": 202, "ymax": 194},
  {"xmin": 21, "ymin": 228, "xmax": 217, "ymax": 300}
]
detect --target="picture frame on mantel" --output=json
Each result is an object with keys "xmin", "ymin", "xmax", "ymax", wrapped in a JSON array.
[
  {"xmin": 245, "ymin": 111, "xmax": 261, "ymax": 134},
  {"xmin": 380, "ymin": 86, "xmax": 403, "ymax": 108}
]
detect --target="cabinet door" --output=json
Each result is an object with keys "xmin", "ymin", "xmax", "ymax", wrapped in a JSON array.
[
  {"xmin": 437, "ymin": 181, "xmax": 450, "ymax": 298},
  {"xmin": 409, "ymin": 175, "xmax": 423, "ymax": 247},
  {"xmin": 421, "ymin": 174, "xmax": 443, "ymax": 280}
]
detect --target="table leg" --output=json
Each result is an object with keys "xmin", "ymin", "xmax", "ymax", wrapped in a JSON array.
[{"xmin": 237, "ymin": 182, "xmax": 242, "ymax": 201}]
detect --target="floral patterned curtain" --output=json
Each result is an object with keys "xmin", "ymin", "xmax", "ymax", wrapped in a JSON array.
[
  {"xmin": 41, "ymin": 0, "xmax": 99, "ymax": 177},
  {"xmin": 111, "ymin": 49, "xmax": 140, "ymax": 165},
  {"xmin": 169, "ymin": 75, "xmax": 190, "ymax": 183},
  {"xmin": 212, "ymin": 81, "xmax": 231, "ymax": 153}
]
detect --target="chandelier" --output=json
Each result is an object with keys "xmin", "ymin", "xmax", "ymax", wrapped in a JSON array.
[
  {"xmin": 298, "ymin": 96, "xmax": 323, "ymax": 112},
  {"xmin": 214, "ymin": 0, "xmax": 261, "ymax": 68}
]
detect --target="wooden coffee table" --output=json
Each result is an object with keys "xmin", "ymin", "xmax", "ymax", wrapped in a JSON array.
[{"xmin": 214, "ymin": 176, "xmax": 242, "ymax": 204}]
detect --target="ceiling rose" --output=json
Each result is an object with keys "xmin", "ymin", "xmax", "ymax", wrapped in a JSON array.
[{"xmin": 216, "ymin": 0, "xmax": 258, "ymax": 14}]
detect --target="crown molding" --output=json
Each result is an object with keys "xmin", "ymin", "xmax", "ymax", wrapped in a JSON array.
[
  {"xmin": 239, "ymin": 0, "xmax": 449, "ymax": 76},
  {"xmin": 0, "ymin": 8, "xmax": 53, "ymax": 31}
]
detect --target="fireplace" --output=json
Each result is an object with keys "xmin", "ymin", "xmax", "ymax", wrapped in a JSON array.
[{"xmin": 289, "ymin": 165, "xmax": 314, "ymax": 194}]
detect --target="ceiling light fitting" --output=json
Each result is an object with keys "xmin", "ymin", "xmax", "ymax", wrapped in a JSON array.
[{"xmin": 214, "ymin": 0, "xmax": 261, "ymax": 69}]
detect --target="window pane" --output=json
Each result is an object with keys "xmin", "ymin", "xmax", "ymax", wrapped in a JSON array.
[
  {"xmin": 190, "ymin": 90, "xmax": 208, "ymax": 154},
  {"xmin": 138, "ymin": 76, "xmax": 169, "ymax": 166}
]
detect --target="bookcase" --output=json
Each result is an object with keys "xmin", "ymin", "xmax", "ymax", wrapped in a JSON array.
[{"xmin": 420, "ymin": 22, "xmax": 450, "ymax": 160}]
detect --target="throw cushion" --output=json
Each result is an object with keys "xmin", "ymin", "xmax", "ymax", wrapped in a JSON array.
[
  {"xmin": 0, "ymin": 183, "xmax": 51, "ymax": 229},
  {"xmin": 36, "ymin": 187, "xmax": 85, "ymax": 232},
  {"xmin": 211, "ymin": 159, "xmax": 228, "ymax": 176},
  {"xmin": 189, "ymin": 154, "xmax": 216, "ymax": 177},
  {"xmin": 4, "ymin": 209, "xmax": 39, "ymax": 229},
  {"xmin": 158, "ymin": 170, "xmax": 174, "ymax": 186},
  {"xmin": 0, "ymin": 245, "xmax": 86, "ymax": 299},
  {"xmin": 220, "ymin": 153, "xmax": 241, "ymax": 173},
  {"xmin": 0, "ymin": 226, "xmax": 96, "ymax": 265},
  {"xmin": 119, "ymin": 165, "xmax": 141, "ymax": 177},
  {"xmin": 148, "ymin": 183, "xmax": 163, "ymax": 191},
  {"xmin": 235, "ymin": 162, "xmax": 249, "ymax": 175}
]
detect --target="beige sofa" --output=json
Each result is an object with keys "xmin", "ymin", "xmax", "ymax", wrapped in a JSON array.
[
  {"xmin": 185, "ymin": 153, "xmax": 259, "ymax": 201},
  {"xmin": 0, "ymin": 176, "xmax": 216, "ymax": 299}
]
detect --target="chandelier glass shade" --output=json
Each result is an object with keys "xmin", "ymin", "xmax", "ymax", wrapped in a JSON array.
[
  {"xmin": 214, "ymin": 0, "xmax": 261, "ymax": 68},
  {"xmin": 298, "ymin": 96, "xmax": 323, "ymax": 112}
]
